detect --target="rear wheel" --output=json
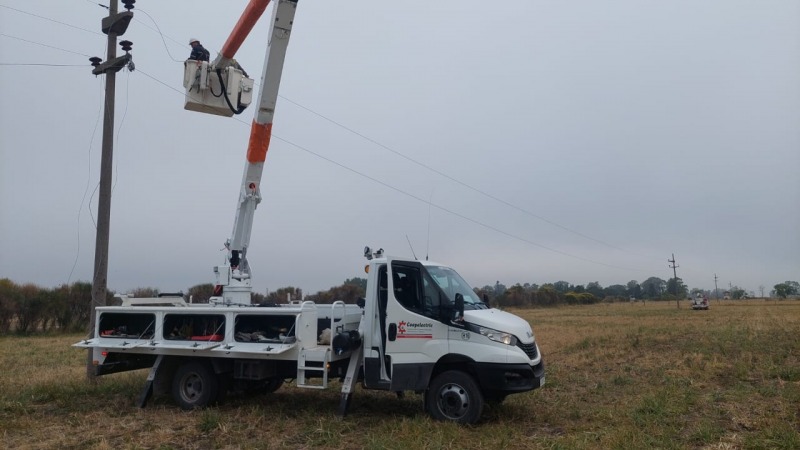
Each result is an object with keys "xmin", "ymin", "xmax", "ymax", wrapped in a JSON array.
[
  {"xmin": 172, "ymin": 361, "xmax": 219, "ymax": 409},
  {"xmin": 425, "ymin": 370, "xmax": 484, "ymax": 424}
]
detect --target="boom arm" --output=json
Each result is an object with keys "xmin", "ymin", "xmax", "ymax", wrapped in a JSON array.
[{"xmin": 212, "ymin": 0, "xmax": 299, "ymax": 304}]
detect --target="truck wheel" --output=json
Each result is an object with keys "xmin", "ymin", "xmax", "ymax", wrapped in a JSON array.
[
  {"xmin": 172, "ymin": 361, "xmax": 219, "ymax": 409},
  {"xmin": 425, "ymin": 370, "xmax": 484, "ymax": 424}
]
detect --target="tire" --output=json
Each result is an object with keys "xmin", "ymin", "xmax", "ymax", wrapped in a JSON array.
[
  {"xmin": 172, "ymin": 361, "xmax": 219, "ymax": 410},
  {"xmin": 425, "ymin": 370, "xmax": 484, "ymax": 424}
]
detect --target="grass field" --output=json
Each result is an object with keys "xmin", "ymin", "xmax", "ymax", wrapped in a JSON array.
[{"xmin": 1, "ymin": 300, "xmax": 798, "ymax": 449}]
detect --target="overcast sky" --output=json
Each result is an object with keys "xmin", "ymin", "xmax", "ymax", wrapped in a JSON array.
[{"xmin": 1, "ymin": 0, "xmax": 798, "ymax": 297}]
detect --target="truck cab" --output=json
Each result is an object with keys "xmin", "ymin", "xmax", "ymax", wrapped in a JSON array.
[{"xmin": 359, "ymin": 249, "xmax": 544, "ymax": 422}]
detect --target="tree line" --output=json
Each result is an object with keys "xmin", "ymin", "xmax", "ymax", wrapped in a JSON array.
[{"xmin": 1, "ymin": 276, "xmax": 797, "ymax": 335}]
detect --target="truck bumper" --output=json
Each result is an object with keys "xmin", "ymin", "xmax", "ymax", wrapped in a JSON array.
[{"xmin": 474, "ymin": 360, "xmax": 545, "ymax": 394}]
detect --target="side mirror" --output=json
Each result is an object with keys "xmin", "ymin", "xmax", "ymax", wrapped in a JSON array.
[
  {"xmin": 482, "ymin": 293, "xmax": 490, "ymax": 308},
  {"xmin": 356, "ymin": 297, "xmax": 366, "ymax": 308},
  {"xmin": 454, "ymin": 293, "xmax": 465, "ymax": 322}
]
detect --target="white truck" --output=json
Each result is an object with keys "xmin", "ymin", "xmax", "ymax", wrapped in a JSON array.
[
  {"xmin": 75, "ymin": 0, "xmax": 544, "ymax": 424},
  {"xmin": 691, "ymin": 294, "xmax": 709, "ymax": 310}
]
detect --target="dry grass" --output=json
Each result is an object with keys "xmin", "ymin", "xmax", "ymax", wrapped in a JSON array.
[{"xmin": 1, "ymin": 300, "xmax": 798, "ymax": 449}]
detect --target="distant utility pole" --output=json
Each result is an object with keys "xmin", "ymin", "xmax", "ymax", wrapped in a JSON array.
[
  {"xmin": 668, "ymin": 253, "xmax": 679, "ymax": 308},
  {"xmin": 714, "ymin": 273, "xmax": 719, "ymax": 303},
  {"xmin": 86, "ymin": 0, "xmax": 134, "ymax": 381}
]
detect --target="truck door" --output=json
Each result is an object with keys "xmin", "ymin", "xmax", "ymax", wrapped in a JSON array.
[{"xmin": 382, "ymin": 258, "xmax": 449, "ymax": 391}]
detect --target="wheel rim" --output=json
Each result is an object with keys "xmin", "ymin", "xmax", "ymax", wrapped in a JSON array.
[
  {"xmin": 179, "ymin": 372, "xmax": 203, "ymax": 404},
  {"xmin": 437, "ymin": 382, "xmax": 470, "ymax": 419}
]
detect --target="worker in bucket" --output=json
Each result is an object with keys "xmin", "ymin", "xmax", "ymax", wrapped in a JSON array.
[{"xmin": 188, "ymin": 38, "xmax": 210, "ymax": 62}]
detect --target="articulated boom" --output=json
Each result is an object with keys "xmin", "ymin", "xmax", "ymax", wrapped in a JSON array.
[{"xmin": 184, "ymin": 0, "xmax": 298, "ymax": 305}]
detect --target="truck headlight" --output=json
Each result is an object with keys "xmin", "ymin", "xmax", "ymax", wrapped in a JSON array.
[{"xmin": 476, "ymin": 326, "xmax": 517, "ymax": 346}]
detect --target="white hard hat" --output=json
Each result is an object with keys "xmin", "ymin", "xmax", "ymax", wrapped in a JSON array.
[{"xmin": 189, "ymin": 38, "xmax": 199, "ymax": 45}]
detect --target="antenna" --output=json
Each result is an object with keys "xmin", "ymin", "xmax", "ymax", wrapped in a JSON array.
[
  {"xmin": 426, "ymin": 190, "xmax": 434, "ymax": 261},
  {"xmin": 406, "ymin": 235, "xmax": 417, "ymax": 260}
]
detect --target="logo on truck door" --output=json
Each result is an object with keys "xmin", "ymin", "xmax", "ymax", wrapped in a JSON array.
[{"xmin": 396, "ymin": 321, "xmax": 433, "ymax": 339}]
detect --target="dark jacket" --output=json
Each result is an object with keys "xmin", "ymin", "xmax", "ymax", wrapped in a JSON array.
[{"xmin": 189, "ymin": 44, "xmax": 210, "ymax": 62}]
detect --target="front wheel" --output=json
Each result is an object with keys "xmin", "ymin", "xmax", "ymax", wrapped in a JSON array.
[
  {"xmin": 172, "ymin": 361, "xmax": 219, "ymax": 410},
  {"xmin": 425, "ymin": 370, "xmax": 484, "ymax": 424}
]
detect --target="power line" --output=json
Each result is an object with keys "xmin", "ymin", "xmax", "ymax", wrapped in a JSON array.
[
  {"xmin": 1, "ymin": 6, "xmax": 656, "ymax": 273},
  {"xmin": 0, "ymin": 33, "xmax": 92, "ymax": 57},
  {"xmin": 133, "ymin": 8, "xmax": 185, "ymax": 62},
  {"xmin": 86, "ymin": 2, "xmax": 656, "ymax": 262},
  {"xmin": 0, "ymin": 63, "xmax": 86, "ymax": 66},
  {"xmin": 68, "ymin": 77, "xmax": 106, "ymax": 284},
  {"xmin": 273, "ymin": 133, "xmax": 649, "ymax": 272},
  {"xmin": 5, "ymin": 5, "xmax": 650, "ymax": 261},
  {"xmin": 132, "ymin": 67, "xmax": 650, "ymax": 273},
  {"xmin": 278, "ymin": 95, "xmax": 642, "ymax": 257},
  {"xmin": 0, "ymin": 4, "xmax": 103, "ymax": 36}
]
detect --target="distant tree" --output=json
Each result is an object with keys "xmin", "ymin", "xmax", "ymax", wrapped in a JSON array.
[
  {"xmin": 626, "ymin": 280, "xmax": 642, "ymax": 299},
  {"xmin": 0, "ymin": 278, "xmax": 21, "ymax": 333},
  {"xmin": 16, "ymin": 283, "xmax": 46, "ymax": 333},
  {"xmin": 586, "ymin": 281, "xmax": 604, "ymax": 298},
  {"xmin": 572, "ymin": 284, "xmax": 585, "ymax": 294},
  {"xmin": 186, "ymin": 283, "xmax": 215, "ymax": 303},
  {"xmin": 312, "ymin": 282, "xmax": 364, "ymax": 304},
  {"xmin": 69, "ymin": 281, "xmax": 92, "ymax": 330},
  {"xmin": 266, "ymin": 287, "xmax": 303, "ymax": 303},
  {"xmin": 474, "ymin": 286, "xmax": 493, "ymax": 305},
  {"xmin": 729, "ymin": 286, "xmax": 747, "ymax": 300},
  {"xmin": 604, "ymin": 284, "xmax": 627, "ymax": 298},
  {"xmin": 504, "ymin": 284, "xmax": 528, "ymax": 307},
  {"xmin": 565, "ymin": 292, "xmax": 598, "ymax": 305},
  {"xmin": 641, "ymin": 277, "xmax": 666, "ymax": 299},
  {"xmin": 130, "ymin": 287, "xmax": 159, "ymax": 298},
  {"xmin": 553, "ymin": 281, "xmax": 571, "ymax": 294},
  {"xmin": 532, "ymin": 284, "xmax": 559, "ymax": 306},
  {"xmin": 251, "ymin": 292, "xmax": 267, "ymax": 304},
  {"xmin": 773, "ymin": 281, "xmax": 799, "ymax": 299},
  {"xmin": 493, "ymin": 281, "xmax": 507, "ymax": 297},
  {"xmin": 666, "ymin": 277, "xmax": 688, "ymax": 298},
  {"xmin": 343, "ymin": 277, "xmax": 368, "ymax": 291}
]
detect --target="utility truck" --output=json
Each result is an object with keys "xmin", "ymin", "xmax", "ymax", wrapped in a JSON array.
[
  {"xmin": 691, "ymin": 294, "xmax": 709, "ymax": 310},
  {"xmin": 75, "ymin": 0, "xmax": 544, "ymax": 424}
]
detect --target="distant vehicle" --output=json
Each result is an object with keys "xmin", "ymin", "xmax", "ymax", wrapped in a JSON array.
[{"xmin": 691, "ymin": 295, "xmax": 709, "ymax": 310}]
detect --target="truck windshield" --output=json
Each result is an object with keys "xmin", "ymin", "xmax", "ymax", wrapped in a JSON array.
[{"xmin": 425, "ymin": 265, "xmax": 487, "ymax": 310}]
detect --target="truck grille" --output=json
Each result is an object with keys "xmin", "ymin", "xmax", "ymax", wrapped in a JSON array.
[{"xmin": 517, "ymin": 341, "xmax": 538, "ymax": 360}]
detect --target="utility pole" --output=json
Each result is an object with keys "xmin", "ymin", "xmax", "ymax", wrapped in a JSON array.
[
  {"xmin": 668, "ymin": 253, "xmax": 679, "ymax": 308},
  {"xmin": 86, "ymin": 0, "xmax": 134, "ymax": 381},
  {"xmin": 714, "ymin": 273, "xmax": 719, "ymax": 303}
]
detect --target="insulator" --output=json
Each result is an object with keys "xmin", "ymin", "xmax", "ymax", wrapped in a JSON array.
[
  {"xmin": 89, "ymin": 56, "xmax": 102, "ymax": 67},
  {"xmin": 122, "ymin": 0, "xmax": 135, "ymax": 11},
  {"xmin": 119, "ymin": 40, "xmax": 133, "ymax": 52}
]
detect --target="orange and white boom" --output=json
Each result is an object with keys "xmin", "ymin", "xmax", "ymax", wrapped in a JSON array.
[{"xmin": 212, "ymin": 0, "xmax": 299, "ymax": 304}]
